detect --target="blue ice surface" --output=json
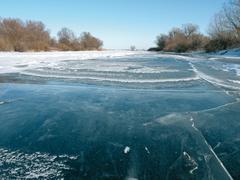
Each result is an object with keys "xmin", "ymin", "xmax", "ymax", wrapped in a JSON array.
[{"xmin": 0, "ymin": 54, "xmax": 239, "ymax": 179}]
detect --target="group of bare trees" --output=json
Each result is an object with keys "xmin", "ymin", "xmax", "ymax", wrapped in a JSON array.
[
  {"xmin": 152, "ymin": 0, "xmax": 240, "ymax": 53},
  {"xmin": 205, "ymin": 0, "xmax": 240, "ymax": 52},
  {"xmin": 0, "ymin": 18, "xmax": 50, "ymax": 51},
  {"xmin": 0, "ymin": 18, "xmax": 103, "ymax": 52},
  {"xmin": 153, "ymin": 24, "xmax": 208, "ymax": 52},
  {"xmin": 57, "ymin": 28, "xmax": 103, "ymax": 51}
]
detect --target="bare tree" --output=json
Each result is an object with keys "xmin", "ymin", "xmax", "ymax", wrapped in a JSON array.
[
  {"xmin": 168, "ymin": 27, "xmax": 183, "ymax": 39},
  {"xmin": 57, "ymin": 27, "xmax": 78, "ymax": 50},
  {"xmin": 25, "ymin": 21, "xmax": 51, "ymax": 51},
  {"xmin": 155, "ymin": 34, "xmax": 168, "ymax": 50},
  {"xmin": 182, "ymin": 24, "xmax": 199, "ymax": 38},
  {"xmin": 223, "ymin": 0, "xmax": 240, "ymax": 35},
  {"xmin": 130, "ymin": 46, "xmax": 136, "ymax": 51},
  {"xmin": 0, "ymin": 18, "xmax": 51, "ymax": 51},
  {"xmin": 206, "ymin": 0, "xmax": 240, "ymax": 51},
  {"xmin": 80, "ymin": 32, "xmax": 103, "ymax": 50},
  {"xmin": 0, "ymin": 17, "xmax": 104, "ymax": 52},
  {"xmin": 0, "ymin": 18, "xmax": 25, "ymax": 51},
  {"xmin": 154, "ymin": 24, "xmax": 207, "ymax": 52}
]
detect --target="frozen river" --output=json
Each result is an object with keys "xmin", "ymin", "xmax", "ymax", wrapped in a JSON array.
[{"xmin": 0, "ymin": 51, "xmax": 239, "ymax": 179}]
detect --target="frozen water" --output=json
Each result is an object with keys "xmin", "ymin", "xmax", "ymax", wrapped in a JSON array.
[
  {"xmin": 0, "ymin": 51, "xmax": 239, "ymax": 179},
  {"xmin": 0, "ymin": 148, "xmax": 77, "ymax": 179}
]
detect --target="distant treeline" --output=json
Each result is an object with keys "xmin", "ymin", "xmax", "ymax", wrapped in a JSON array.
[
  {"xmin": 150, "ymin": 0, "xmax": 240, "ymax": 53},
  {"xmin": 149, "ymin": 24, "xmax": 208, "ymax": 53},
  {"xmin": 0, "ymin": 18, "xmax": 103, "ymax": 52}
]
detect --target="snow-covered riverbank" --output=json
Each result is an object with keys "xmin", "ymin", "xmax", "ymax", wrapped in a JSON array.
[{"xmin": 0, "ymin": 50, "xmax": 148, "ymax": 74}]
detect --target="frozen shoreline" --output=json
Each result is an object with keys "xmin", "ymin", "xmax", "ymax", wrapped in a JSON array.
[
  {"xmin": 0, "ymin": 50, "xmax": 148, "ymax": 59},
  {"xmin": 0, "ymin": 50, "xmax": 149, "ymax": 74}
]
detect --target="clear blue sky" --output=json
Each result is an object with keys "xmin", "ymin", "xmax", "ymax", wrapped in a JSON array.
[{"xmin": 0, "ymin": 0, "xmax": 226, "ymax": 49}]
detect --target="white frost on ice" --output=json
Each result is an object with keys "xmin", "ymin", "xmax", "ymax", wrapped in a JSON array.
[
  {"xmin": 190, "ymin": 116, "xmax": 198, "ymax": 131},
  {"xmin": 0, "ymin": 101, "xmax": 5, "ymax": 105},
  {"xmin": 229, "ymin": 79, "xmax": 240, "ymax": 84},
  {"xmin": 190, "ymin": 166, "xmax": 198, "ymax": 174},
  {"xmin": 223, "ymin": 64, "xmax": 240, "ymax": 76},
  {"xmin": 0, "ymin": 148, "xmax": 78, "ymax": 179},
  {"xmin": 124, "ymin": 146, "xmax": 131, "ymax": 154},
  {"xmin": 20, "ymin": 71, "xmax": 200, "ymax": 83},
  {"xmin": 183, "ymin": 152, "xmax": 198, "ymax": 175},
  {"xmin": 190, "ymin": 62, "xmax": 240, "ymax": 90},
  {"xmin": 153, "ymin": 53, "xmax": 201, "ymax": 61},
  {"xmin": 145, "ymin": 147, "xmax": 150, "ymax": 154},
  {"xmin": 0, "ymin": 51, "xmax": 203, "ymax": 86},
  {"xmin": 213, "ymin": 142, "xmax": 221, "ymax": 150}
]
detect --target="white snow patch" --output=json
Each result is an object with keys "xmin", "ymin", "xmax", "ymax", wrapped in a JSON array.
[
  {"xmin": 0, "ymin": 148, "xmax": 77, "ymax": 179},
  {"xmin": 20, "ymin": 71, "xmax": 200, "ymax": 83},
  {"xmin": 190, "ymin": 62, "xmax": 240, "ymax": 90},
  {"xmin": 229, "ymin": 79, "xmax": 240, "ymax": 84},
  {"xmin": 223, "ymin": 64, "xmax": 240, "ymax": 76},
  {"xmin": 154, "ymin": 54, "xmax": 201, "ymax": 61},
  {"xmin": 0, "ymin": 50, "xmax": 148, "ymax": 74}
]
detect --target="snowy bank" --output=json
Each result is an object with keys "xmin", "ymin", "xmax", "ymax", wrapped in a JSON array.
[
  {"xmin": 212, "ymin": 48, "xmax": 240, "ymax": 57},
  {"xmin": 0, "ymin": 50, "xmax": 148, "ymax": 74},
  {"xmin": 208, "ymin": 48, "xmax": 240, "ymax": 59}
]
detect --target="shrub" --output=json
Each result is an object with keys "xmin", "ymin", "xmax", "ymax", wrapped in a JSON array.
[
  {"xmin": 80, "ymin": 32, "xmax": 103, "ymax": 50},
  {"xmin": 0, "ymin": 18, "xmax": 50, "ymax": 51},
  {"xmin": 154, "ymin": 24, "xmax": 207, "ymax": 53},
  {"xmin": 57, "ymin": 29, "xmax": 103, "ymax": 51},
  {"xmin": 156, "ymin": 34, "xmax": 168, "ymax": 51}
]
